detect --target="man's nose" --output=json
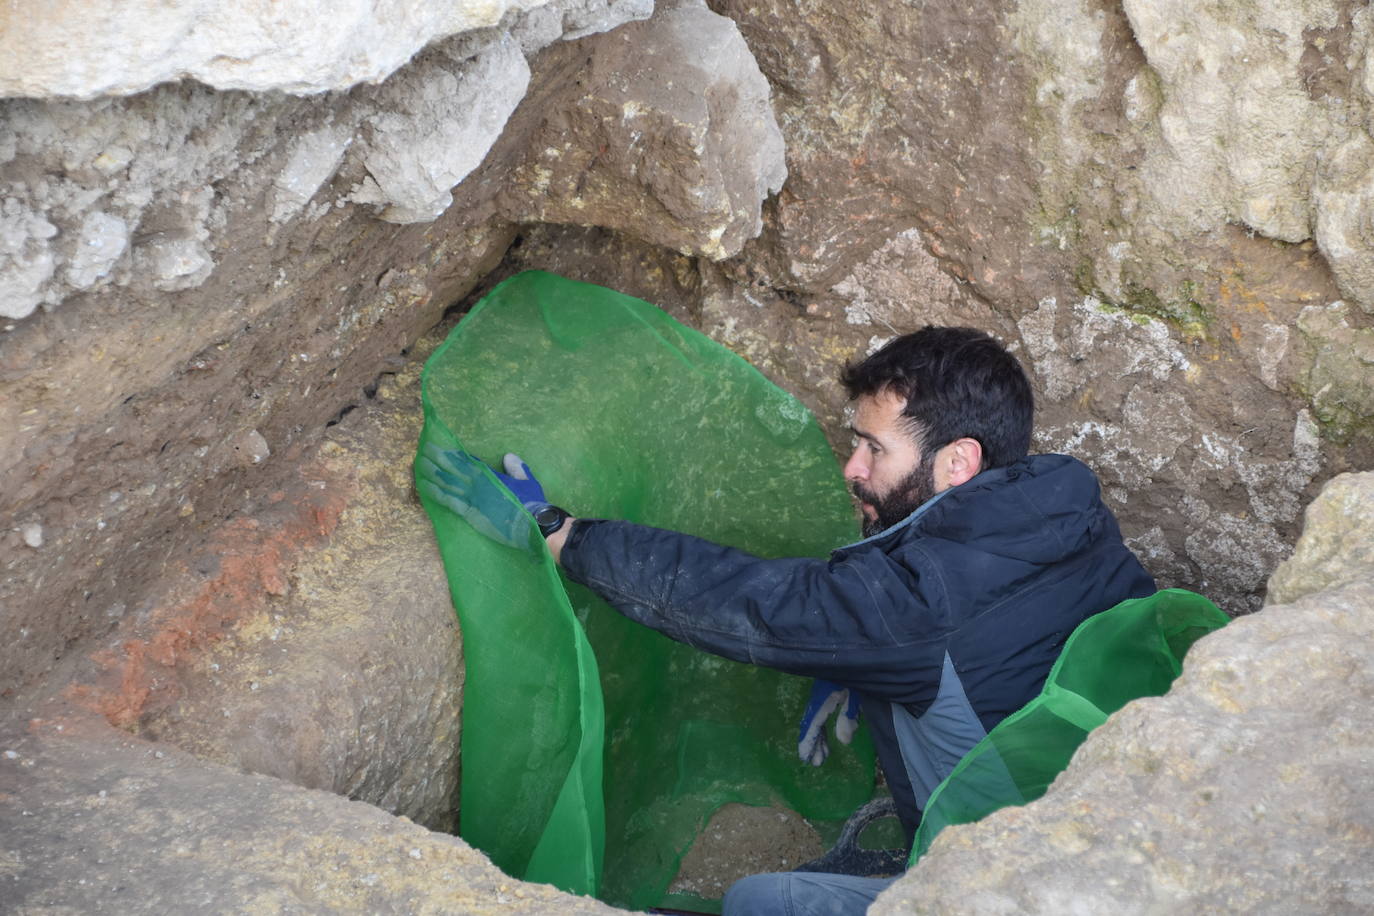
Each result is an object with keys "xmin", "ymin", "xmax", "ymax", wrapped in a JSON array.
[{"xmin": 843, "ymin": 449, "xmax": 867, "ymax": 483}]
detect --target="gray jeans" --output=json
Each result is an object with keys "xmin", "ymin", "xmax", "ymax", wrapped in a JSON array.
[{"xmin": 721, "ymin": 872, "xmax": 899, "ymax": 916}]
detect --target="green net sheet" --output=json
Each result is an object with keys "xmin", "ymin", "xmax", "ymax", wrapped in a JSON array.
[
  {"xmin": 415, "ymin": 270, "xmax": 875, "ymax": 909},
  {"xmin": 908, "ymin": 588, "xmax": 1230, "ymax": 865}
]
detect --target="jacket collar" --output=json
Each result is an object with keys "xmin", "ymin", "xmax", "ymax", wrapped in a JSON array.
[{"xmin": 831, "ymin": 486, "xmax": 955, "ymax": 556}]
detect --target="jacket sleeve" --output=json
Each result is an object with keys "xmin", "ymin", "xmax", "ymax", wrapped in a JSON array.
[{"xmin": 559, "ymin": 518, "xmax": 949, "ymax": 688}]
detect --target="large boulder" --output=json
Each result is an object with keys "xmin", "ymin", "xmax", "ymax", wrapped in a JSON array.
[
  {"xmin": 119, "ymin": 339, "xmax": 465, "ymax": 829},
  {"xmin": 0, "ymin": 0, "xmax": 653, "ymax": 99},
  {"xmin": 871, "ymin": 471, "xmax": 1374, "ymax": 914},
  {"xmin": 1266, "ymin": 470, "xmax": 1374, "ymax": 605},
  {"xmin": 0, "ymin": 715, "xmax": 623, "ymax": 914},
  {"xmin": 496, "ymin": 0, "xmax": 787, "ymax": 259}
]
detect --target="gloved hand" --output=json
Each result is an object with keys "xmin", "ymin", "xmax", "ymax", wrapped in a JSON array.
[
  {"xmin": 797, "ymin": 679, "xmax": 861, "ymax": 767},
  {"xmin": 415, "ymin": 443, "xmax": 541, "ymax": 550},
  {"xmin": 493, "ymin": 453, "xmax": 550, "ymax": 513}
]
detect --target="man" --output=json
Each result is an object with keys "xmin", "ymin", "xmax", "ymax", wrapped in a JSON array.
[{"xmin": 427, "ymin": 326, "xmax": 1155, "ymax": 914}]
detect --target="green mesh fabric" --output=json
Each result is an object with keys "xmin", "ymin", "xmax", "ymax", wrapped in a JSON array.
[
  {"xmin": 415, "ymin": 271, "xmax": 875, "ymax": 909},
  {"xmin": 909, "ymin": 588, "xmax": 1230, "ymax": 865}
]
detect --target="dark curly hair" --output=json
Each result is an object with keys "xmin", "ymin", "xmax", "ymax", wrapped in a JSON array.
[{"xmin": 840, "ymin": 326, "xmax": 1034, "ymax": 470}]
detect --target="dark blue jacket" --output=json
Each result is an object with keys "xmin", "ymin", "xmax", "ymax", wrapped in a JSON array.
[{"xmin": 561, "ymin": 454, "xmax": 1155, "ymax": 842}]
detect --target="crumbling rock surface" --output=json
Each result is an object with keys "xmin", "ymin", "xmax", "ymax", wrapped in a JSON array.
[
  {"xmin": 125, "ymin": 347, "xmax": 464, "ymax": 830},
  {"xmin": 871, "ymin": 471, "xmax": 1374, "ymax": 914},
  {"xmin": 496, "ymin": 0, "xmax": 787, "ymax": 259},
  {"xmin": 0, "ymin": 716, "xmax": 623, "ymax": 914},
  {"xmin": 0, "ymin": 0, "xmax": 655, "ymax": 323},
  {"xmin": 0, "ymin": 0, "xmax": 652, "ymax": 100},
  {"xmin": 705, "ymin": 0, "xmax": 1373, "ymax": 611},
  {"xmin": 1, "ymin": 0, "xmax": 786, "ymax": 693}
]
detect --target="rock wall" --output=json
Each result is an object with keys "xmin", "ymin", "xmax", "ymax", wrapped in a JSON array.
[
  {"xmin": 701, "ymin": 0, "xmax": 1374, "ymax": 613},
  {"xmin": 1, "ymin": 0, "xmax": 784, "ymax": 698}
]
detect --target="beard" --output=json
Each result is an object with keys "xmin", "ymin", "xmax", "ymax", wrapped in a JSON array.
[{"xmin": 852, "ymin": 451, "xmax": 939, "ymax": 538}]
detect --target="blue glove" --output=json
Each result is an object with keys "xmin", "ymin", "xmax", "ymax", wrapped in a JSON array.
[
  {"xmin": 415, "ymin": 443, "xmax": 541, "ymax": 550},
  {"xmin": 493, "ymin": 453, "xmax": 550, "ymax": 513},
  {"xmin": 797, "ymin": 679, "xmax": 861, "ymax": 766}
]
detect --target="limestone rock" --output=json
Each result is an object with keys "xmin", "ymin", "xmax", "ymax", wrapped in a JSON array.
[
  {"xmin": 871, "ymin": 476, "xmax": 1374, "ymax": 915},
  {"xmin": 131, "ymin": 348, "xmax": 463, "ymax": 830},
  {"xmin": 1267, "ymin": 470, "xmax": 1374, "ymax": 606},
  {"xmin": 499, "ymin": 0, "xmax": 787, "ymax": 259},
  {"xmin": 1295, "ymin": 300, "xmax": 1374, "ymax": 444},
  {"xmin": 0, "ymin": 718, "xmax": 624, "ymax": 914},
  {"xmin": 351, "ymin": 36, "xmax": 532, "ymax": 224},
  {"xmin": 0, "ymin": 0, "xmax": 653, "ymax": 321},
  {"xmin": 0, "ymin": 0, "xmax": 594, "ymax": 99}
]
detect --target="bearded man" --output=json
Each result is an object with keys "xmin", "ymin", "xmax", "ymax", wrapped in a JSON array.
[{"xmin": 431, "ymin": 326, "xmax": 1155, "ymax": 914}]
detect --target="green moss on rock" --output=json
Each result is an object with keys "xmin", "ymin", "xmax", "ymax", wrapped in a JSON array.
[
  {"xmin": 1072, "ymin": 267, "xmax": 1213, "ymax": 338},
  {"xmin": 1295, "ymin": 302, "xmax": 1374, "ymax": 445}
]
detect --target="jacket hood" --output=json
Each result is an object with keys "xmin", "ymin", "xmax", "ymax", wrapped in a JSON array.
[{"xmin": 921, "ymin": 454, "xmax": 1109, "ymax": 565}]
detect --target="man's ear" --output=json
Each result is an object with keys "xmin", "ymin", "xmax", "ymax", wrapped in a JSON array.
[{"xmin": 944, "ymin": 437, "xmax": 984, "ymax": 487}]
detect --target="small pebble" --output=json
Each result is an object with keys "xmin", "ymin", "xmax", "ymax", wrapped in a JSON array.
[
  {"xmin": 408, "ymin": 848, "xmax": 422, "ymax": 860},
  {"xmin": 19, "ymin": 523, "xmax": 42, "ymax": 548},
  {"xmin": 3, "ymin": 750, "xmax": 18, "ymax": 759}
]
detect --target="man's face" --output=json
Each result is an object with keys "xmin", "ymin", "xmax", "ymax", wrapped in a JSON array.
[{"xmin": 843, "ymin": 389, "xmax": 940, "ymax": 538}]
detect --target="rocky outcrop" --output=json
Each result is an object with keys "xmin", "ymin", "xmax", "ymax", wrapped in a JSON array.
[
  {"xmin": 871, "ymin": 471, "xmax": 1374, "ymax": 914},
  {"xmin": 123, "ymin": 344, "xmax": 464, "ymax": 829},
  {"xmin": 4, "ymin": 0, "xmax": 1374, "ymax": 906},
  {"xmin": 0, "ymin": 1, "xmax": 657, "ymax": 322},
  {"xmin": 0, "ymin": 0, "xmax": 786, "ymax": 696},
  {"xmin": 0, "ymin": 0, "xmax": 653, "ymax": 99},
  {"xmin": 0, "ymin": 716, "xmax": 622, "ymax": 914},
  {"xmin": 496, "ymin": 0, "xmax": 787, "ymax": 258}
]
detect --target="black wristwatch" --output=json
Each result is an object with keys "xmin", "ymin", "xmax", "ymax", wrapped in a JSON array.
[{"xmin": 532, "ymin": 504, "xmax": 571, "ymax": 539}]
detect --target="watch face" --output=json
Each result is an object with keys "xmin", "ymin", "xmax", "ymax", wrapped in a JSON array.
[{"xmin": 534, "ymin": 504, "xmax": 567, "ymax": 536}]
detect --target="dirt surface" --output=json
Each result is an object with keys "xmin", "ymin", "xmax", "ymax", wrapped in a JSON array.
[{"xmin": 667, "ymin": 804, "xmax": 825, "ymax": 900}]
